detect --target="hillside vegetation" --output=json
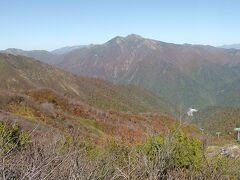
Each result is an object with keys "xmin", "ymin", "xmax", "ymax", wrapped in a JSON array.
[
  {"xmin": 1, "ymin": 120, "xmax": 240, "ymax": 179},
  {"xmin": 0, "ymin": 53, "xmax": 174, "ymax": 114},
  {"xmin": 0, "ymin": 89, "xmax": 200, "ymax": 145},
  {"xmin": 193, "ymin": 106, "xmax": 240, "ymax": 135}
]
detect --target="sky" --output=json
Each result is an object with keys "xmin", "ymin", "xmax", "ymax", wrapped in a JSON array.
[{"xmin": 1, "ymin": 0, "xmax": 240, "ymax": 50}]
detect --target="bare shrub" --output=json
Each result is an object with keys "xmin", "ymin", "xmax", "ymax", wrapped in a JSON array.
[{"xmin": 1, "ymin": 124, "xmax": 240, "ymax": 180}]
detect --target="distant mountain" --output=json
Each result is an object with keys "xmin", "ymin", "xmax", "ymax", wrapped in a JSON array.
[
  {"xmin": 1, "ymin": 48, "xmax": 56, "ymax": 64},
  {"xmin": 55, "ymin": 34, "xmax": 240, "ymax": 109},
  {"xmin": 1, "ymin": 45, "xmax": 93, "ymax": 64},
  {"xmin": 219, "ymin": 44, "xmax": 240, "ymax": 49},
  {"xmin": 52, "ymin": 45, "xmax": 92, "ymax": 55},
  {"xmin": 0, "ymin": 53, "xmax": 174, "ymax": 114}
]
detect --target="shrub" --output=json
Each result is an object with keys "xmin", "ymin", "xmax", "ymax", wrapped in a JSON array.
[
  {"xmin": 172, "ymin": 131, "xmax": 203, "ymax": 169},
  {"xmin": 0, "ymin": 122, "xmax": 31, "ymax": 155},
  {"xmin": 1, "ymin": 129, "xmax": 240, "ymax": 179},
  {"xmin": 142, "ymin": 135, "xmax": 164, "ymax": 158},
  {"xmin": 79, "ymin": 139, "xmax": 103, "ymax": 157},
  {"xmin": 140, "ymin": 131, "xmax": 203, "ymax": 170}
]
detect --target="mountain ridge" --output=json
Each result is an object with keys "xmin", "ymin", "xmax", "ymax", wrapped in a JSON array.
[
  {"xmin": 219, "ymin": 44, "xmax": 240, "ymax": 49},
  {"xmin": 2, "ymin": 35, "xmax": 240, "ymax": 109},
  {"xmin": 53, "ymin": 35, "xmax": 240, "ymax": 109}
]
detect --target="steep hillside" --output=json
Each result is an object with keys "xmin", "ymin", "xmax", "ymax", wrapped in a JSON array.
[
  {"xmin": 192, "ymin": 106, "xmax": 240, "ymax": 135},
  {"xmin": 0, "ymin": 89, "xmax": 196, "ymax": 144},
  {"xmin": 216, "ymin": 78, "xmax": 240, "ymax": 107},
  {"xmin": 0, "ymin": 53, "xmax": 174, "ymax": 114},
  {"xmin": 55, "ymin": 35, "xmax": 240, "ymax": 109}
]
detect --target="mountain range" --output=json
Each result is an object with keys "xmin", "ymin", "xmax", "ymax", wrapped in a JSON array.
[
  {"xmin": 2, "ymin": 34, "xmax": 240, "ymax": 111},
  {"xmin": 51, "ymin": 45, "xmax": 93, "ymax": 55},
  {"xmin": 219, "ymin": 44, "xmax": 240, "ymax": 49}
]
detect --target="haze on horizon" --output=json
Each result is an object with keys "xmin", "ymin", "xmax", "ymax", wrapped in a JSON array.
[{"xmin": 1, "ymin": 0, "xmax": 240, "ymax": 50}]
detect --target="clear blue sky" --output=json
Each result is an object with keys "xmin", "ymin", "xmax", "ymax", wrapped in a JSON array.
[{"xmin": 1, "ymin": 0, "xmax": 240, "ymax": 50}]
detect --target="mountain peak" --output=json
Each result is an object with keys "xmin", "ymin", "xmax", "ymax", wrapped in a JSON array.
[
  {"xmin": 4, "ymin": 48, "xmax": 24, "ymax": 53},
  {"xmin": 125, "ymin": 34, "xmax": 143, "ymax": 39},
  {"xmin": 108, "ymin": 34, "xmax": 145, "ymax": 45},
  {"xmin": 107, "ymin": 36, "xmax": 125, "ymax": 45}
]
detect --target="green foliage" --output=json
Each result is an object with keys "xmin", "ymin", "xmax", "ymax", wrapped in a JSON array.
[
  {"xmin": 57, "ymin": 136, "xmax": 104, "ymax": 157},
  {"xmin": 106, "ymin": 141, "xmax": 131, "ymax": 166},
  {"xmin": 107, "ymin": 141, "xmax": 130, "ymax": 157},
  {"xmin": 172, "ymin": 131, "xmax": 203, "ymax": 169},
  {"xmin": 139, "ymin": 132, "xmax": 203, "ymax": 170},
  {"xmin": 19, "ymin": 131, "xmax": 31, "ymax": 145},
  {"xmin": 57, "ymin": 135, "xmax": 74, "ymax": 154},
  {"xmin": 0, "ymin": 122, "xmax": 31, "ymax": 155},
  {"xmin": 142, "ymin": 135, "xmax": 164, "ymax": 158},
  {"xmin": 79, "ymin": 140, "xmax": 103, "ymax": 157},
  {"xmin": 6, "ymin": 104, "xmax": 36, "ymax": 120},
  {"xmin": 212, "ymin": 155, "xmax": 230, "ymax": 172}
]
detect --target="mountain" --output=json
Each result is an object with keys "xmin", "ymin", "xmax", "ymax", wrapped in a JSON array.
[
  {"xmin": 219, "ymin": 44, "xmax": 240, "ymax": 49},
  {"xmin": 52, "ymin": 45, "xmax": 91, "ymax": 55},
  {"xmin": 55, "ymin": 34, "xmax": 240, "ymax": 109},
  {"xmin": 0, "ymin": 53, "xmax": 174, "ymax": 114},
  {"xmin": 1, "ymin": 48, "xmax": 57, "ymax": 64},
  {"xmin": 1, "ymin": 45, "xmax": 93, "ymax": 64}
]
